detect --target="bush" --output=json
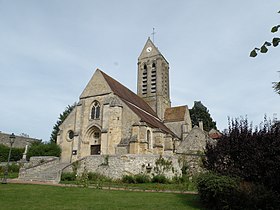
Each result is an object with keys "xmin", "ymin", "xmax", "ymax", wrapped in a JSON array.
[
  {"xmin": 122, "ymin": 175, "xmax": 135, "ymax": 184},
  {"xmin": 26, "ymin": 142, "xmax": 61, "ymax": 160},
  {"xmin": 0, "ymin": 163, "xmax": 20, "ymax": 173},
  {"xmin": 87, "ymin": 172, "xmax": 111, "ymax": 182},
  {"xmin": 152, "ymin": 175, "xmax": 169, "ymax": 184},
  {"xmin": 134, "ymin": 174, "xmax": 151, "ymax": 183},
  {"xmin": 8, "ymin": 163, "xmax": 20, "ymax": 173},
  {"xmin": 204, "ymin": 118, "xmax": 280, "ymax": 194},
  {"xmin": 61, "ymin": 172, "xmax": 76, "ymax": 181},
  {"xmin": 196, "ymin": 172, "xmax": 280, "ymax": 209},
  {"xmin": 196, "ymin": 172, "xmax": 240, "ymax": 210},
  {"xmin": 172, "ymin": 174, "xmax": 190, "ymax": 184},
  {"xmin": 242, "ymin": 183, "xmax": 280, "ymax": 210},
  {"xmin": 0, "ymin": 144, "xmax": 24, "ymax": 162}
]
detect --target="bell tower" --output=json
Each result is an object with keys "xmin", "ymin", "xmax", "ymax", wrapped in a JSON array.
[{"xmin": 137, "ymin": 38, "xmax": 171, "ymax": 119}]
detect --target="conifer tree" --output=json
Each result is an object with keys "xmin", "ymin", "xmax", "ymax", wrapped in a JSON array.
[
  {"xmin": 189, "ymin": 101, "xmax": 217, "ymax": 132},
  {"xmin": 50, "ymin": 103, "xmax": 76, "ymax": 143}
]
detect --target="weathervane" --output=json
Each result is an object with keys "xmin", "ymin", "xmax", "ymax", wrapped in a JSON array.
[{"xmin": 151, "ymin": 28, "xmax": 156, "ymax": 43}]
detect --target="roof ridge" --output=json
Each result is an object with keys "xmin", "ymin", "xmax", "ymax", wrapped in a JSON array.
[
  {"xmin": 99, "ymin": 70, "xmax": 158, "ymax": 117},
  {"xmin": 99, "ymin": 69, "xmax": 176, "ymax": 137}
]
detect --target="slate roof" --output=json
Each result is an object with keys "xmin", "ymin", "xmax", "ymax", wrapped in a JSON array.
[
  {"xmin": 164, "ymin": 106, "xmax": 187, "ymax": 122},
  {"xmin": 100, "ymin": 70, "xmax": 175, "ymax": 136}
]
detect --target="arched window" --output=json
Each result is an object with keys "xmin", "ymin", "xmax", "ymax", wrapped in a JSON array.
[
  {"xmin": 144, "ymin": 64, "xmax": 147, "ymax": 71},
  {"xmin": 147, "ymin": 130, "xmax": 152, "ymax": 149},
  {"xmin": 142, "ymin": 64, "xmax": 148, "ymax": 95},
  {"xmin": 151, "ymin": 66, "xmax": 156, "ymax": 93},
  {"xmin": 91, "ymin": 101, "xmax": 100, "ymax": 119}
]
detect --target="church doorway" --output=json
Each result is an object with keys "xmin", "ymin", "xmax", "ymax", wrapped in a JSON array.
[
  {"xmin": 91, "ymin": 145, "xmax": 101, "ymax": 155},
  {"xmin": 86, "ymin": 126, "xmax": 101, "ymax": 155}
]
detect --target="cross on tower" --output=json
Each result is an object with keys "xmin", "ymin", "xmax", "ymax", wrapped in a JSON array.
[{"xmin": 151, "ymin": 28, "xmax": 156, "ymax": 43}]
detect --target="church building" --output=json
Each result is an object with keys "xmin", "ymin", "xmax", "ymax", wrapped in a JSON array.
[{"xmin": 57, "ymin": 38, "xmax": 198, "ymax": 163}]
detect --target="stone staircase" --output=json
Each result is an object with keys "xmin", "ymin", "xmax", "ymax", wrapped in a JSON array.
[{"xmin": 18, "ymin": 157, "xmax": 70, "ymax": 183}]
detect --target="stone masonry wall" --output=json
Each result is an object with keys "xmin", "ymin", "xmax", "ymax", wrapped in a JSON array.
[
  {"xmin": 0, "ymin": 132, "xmax": 40, "ymax": 148},
  {"xmin": 63, "ymin": 154, "xmax": 204, "ymax": 180}
]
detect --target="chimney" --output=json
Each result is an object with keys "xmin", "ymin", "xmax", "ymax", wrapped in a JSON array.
[{"xmin": 199, "ymin": 121, "xmax": 204, "ymax": 131}]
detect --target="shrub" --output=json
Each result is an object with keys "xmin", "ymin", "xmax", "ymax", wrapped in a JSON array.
[
  {"xmin": 122, "ymin": 175, "xmax": 135, "ymax": 184},
  {"xmin": 61, "ymin": 172, "xmax": 76, "ymax": 181},
  {"xmin": 87, "ymin": 172, "xmax": 111, "ymax": 182},
  {"xmin": 172, "ymin": 174, "xmax": 191, "ymax": 184},
  {"xmin": 196, "ymin": 172, "xmax": 240, "ymax": 210},
  {"xmin": 197, "ymin": 172, "xmax": 280, "ymax": 209},
  {"xmin": 243, "ymin": 183, "xmax": 280, "ymax": 210},
  {"xmin": 152, "ymin": 175, "xmax": 169, "ymax": 184},
  {"xmin": 26, "ymin": 142, "xmax": 61, "ymax": 160},
  {"xmin": 134, "ymin": 174, "xmax": 151, "ymax": 183},
  {"xmin": 0, "ymin": 144, "xmax": 24, "ymax": 162},
  {"xmin": 0, "ymin": 164, "xmax": 20, "ymax": 179},
  {"xmin": 8, "ymin": 163, "xmax": 20, "ymax": 173},
  {"xmin": 204, "ymin": 118, "xmax": 280, "ymax": 194}
]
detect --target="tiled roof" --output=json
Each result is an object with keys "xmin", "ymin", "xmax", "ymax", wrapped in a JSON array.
[
  {"xmin": 164, "ymin": 106, "xmax": 186, "ymax": 122},
  {"xmin": 100, "ymin": 70, "xmax": 175, "ymax": 135},
  {"xmin": 209, "ymin": 129, "xmax": 222, "ymax": 139}
]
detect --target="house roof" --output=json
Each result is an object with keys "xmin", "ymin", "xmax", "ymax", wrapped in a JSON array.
[
  {"xmin": 99, "ymin": 70, "xmax": 175, "ymax": 136},
  {"xmin": 164, "ymin": 106, "xmax": 187, "ymax": 122},
  {"xmin": 209, "ymin": 129, "xmax": 222, "ymax": 139}
]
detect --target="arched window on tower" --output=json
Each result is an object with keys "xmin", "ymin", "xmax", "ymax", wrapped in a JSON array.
[
  {"xmin": 151, "ymin": 62, "xmax": 156, "ymax": 93},
  {"xmin": 142, "ymin": 64, "xmax": 147, "ymax": 95},
  {"xmin": 91, "ymin": 101, "xmax": 100, "ymax": 119}
]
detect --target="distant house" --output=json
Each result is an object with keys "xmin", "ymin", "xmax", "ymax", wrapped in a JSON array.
[{"xmin": 0, "ymin": 132, "xmax": 40, "ymax": 148}]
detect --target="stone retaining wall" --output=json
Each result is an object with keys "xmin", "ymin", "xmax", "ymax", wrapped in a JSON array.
[{"xmin": 63, "ymin": 154, "xmax": 204, "ymax": 179}]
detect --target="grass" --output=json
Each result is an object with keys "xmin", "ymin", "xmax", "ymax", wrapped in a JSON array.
[
  {"xmin": 61, "ymin": 180, "xmax": 197, "ymax": 192},
  {"xmin": 0, "ymin": 184, "xmax": 203, "ymax": 210}
]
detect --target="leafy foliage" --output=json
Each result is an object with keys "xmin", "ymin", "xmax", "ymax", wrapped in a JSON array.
[
  {"xmin": 249, "ymin": 10, "xmax": 280, "ymax": 95},
  {"xmin": 122, "ymin": 175, "xmax": 136, "ymax": 183},
  {"xmin": 204, "ymin": 117, "xmax": 280, "ymax": 194},
  {"xmin": 189, "ymin": 101, "xmax": 217, "ymax": 132},
  {"xmin": 250, "ymin": 11, "xmax": 280, "ymax": 57},
  {"xmin": 26, "ymin": 142, "xmax": 61, "ymax": 160},
  {"xmin": 50, "ymin": 103, "xmax": 76, "ymax": 143},
  {"xmin": 61, "ymin": 172, "xmax": 76, "ymax": 181},
  {"xmin": 196, "ymin": 172, "xmax": 280, "ymax": 210},
  {"xmin": 273, "ymin": 80, "xmax": 280, "ymax": 94},
  {"xmin": 154, "ymin": 155, "xmax": 173, "ymax": 175},
  {"xmin": 196, "ymin": 172, "xmax": 240, "ymax": 209},
  {"xmin": 151, "ymin": 175, "xmax": 170, "ymax": 184},
  {"xmin": 0, "ymin": 144, "xmax": 24, "ymax": 162}
]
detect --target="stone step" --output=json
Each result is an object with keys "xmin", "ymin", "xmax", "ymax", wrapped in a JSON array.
[{"xmin": 19, "ymin": 162, "xmax": 70, "ymax": 183}]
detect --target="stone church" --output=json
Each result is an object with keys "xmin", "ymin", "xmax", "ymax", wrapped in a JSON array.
[{"xmin": 57, "ymin": 38, "xmax": 207, "ymax": 164}]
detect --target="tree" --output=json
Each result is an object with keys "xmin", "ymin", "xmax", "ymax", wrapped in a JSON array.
[
  {"xmin": 250, "ymin": 10, "xmax": 280, "ymax": 94},
  {"xmin": 189, "ymin": 101, "xmax": 217, "ymax": 132},
  {"xmin": 250, "ymin": 11, "xmax": 280, "ymax": 57},
  {"xmin": 204, "ymin": 117, "xmax": 280, "ymax": 194},
  {"xmin": 50, "ymin": 103, "xmax": 76, "ymax": 143}
]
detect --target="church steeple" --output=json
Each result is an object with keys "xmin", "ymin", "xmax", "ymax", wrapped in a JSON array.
[{"xmin": 137, "ymin": 38, "xmax": 171, "ymax": 120}]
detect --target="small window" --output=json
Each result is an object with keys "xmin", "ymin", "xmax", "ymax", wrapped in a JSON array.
[
  {"xmin": 91, "ymin": 101, "xmax": 100, "ymax": 119},
  {"xmin": 94, "ymin": 132, "xmax": 100, "ymax": 139},
  {"xmin": 152, "ymin": 63, "xmax": 156, "ymax": 69}
]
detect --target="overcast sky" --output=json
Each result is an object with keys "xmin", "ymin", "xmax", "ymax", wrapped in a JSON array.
[{"xmin": 1, "ymin": 0, "xmax": 280, "ymax": 141}]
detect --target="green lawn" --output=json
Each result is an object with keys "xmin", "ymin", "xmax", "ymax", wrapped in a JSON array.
[
  {"xmin": 0, "ymin": 184, "xmax": 203, "ymax": 210},
  {"xmin": 61, "ymin": 180, "xmax": 197, "ymax": 192}
]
